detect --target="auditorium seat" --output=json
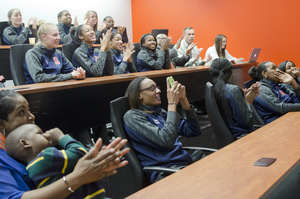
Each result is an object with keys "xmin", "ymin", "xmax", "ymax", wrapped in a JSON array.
[
  {"xmin": 10, "ymin": 44, "xmax": 34, "ymax": 85},
  {"xmin": 0, "ymin": 21, "xmax": 9, "ymax": 45},
  {"xmin": 61, "ymin": 43, "xmax": 80, "ymax": 63},
  {"xmin": 205, "ymin": 82, "xmax": 235, "ymax": 148}
]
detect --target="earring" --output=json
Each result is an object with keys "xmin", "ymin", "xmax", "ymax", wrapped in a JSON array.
[{"xmin": 265, "ymin": 76, "xmax": 268, "ymax": 79}]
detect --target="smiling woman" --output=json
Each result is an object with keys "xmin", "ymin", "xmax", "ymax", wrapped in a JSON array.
[
  {"xmin": 71, "ymin": 24, "xmax": 114, "ymax": 77},
  {"xmin": 136, "ymin": 33, "xmax": 171, "ymax": 71},
  {"xmin": 123, "ymin": 76, "xmax": 203, "ymax": 183},
  {"xmin": 249, "ymin": 61, "xmax": 300, "ymax": 124},
  {"xmin": 109, "ymin": 31, "xmax": 136, "ymax": 74},
  {"xmin": 23, "ymin": 23, "xmax": 86, "ymax": 84},
  {"xmin": 3, "ymin": 8, "xmax": 38, "ymax": 45}
]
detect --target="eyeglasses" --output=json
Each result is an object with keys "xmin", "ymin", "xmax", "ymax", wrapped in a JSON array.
[{"xmin": 139, "ymin": 85, "xmax": 160, "ymax": 92}]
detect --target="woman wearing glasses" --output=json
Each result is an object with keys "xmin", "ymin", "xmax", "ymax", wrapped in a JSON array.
[{"xmin": 123, "ymin": 76, "xmax": 202, "ymax": 183}]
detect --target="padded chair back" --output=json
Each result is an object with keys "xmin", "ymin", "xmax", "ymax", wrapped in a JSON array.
[
  {"xmin": 205, "ymin": 82, "xmax": 235, "ymax": 148},
  {"xmin": 62, "ymin": 43, "xmax": 80, "ymax": 63},
  {"xmin": 168, "ymin": 44, "xmax": 175, "ymax": 49},
  {"xmin": 0, "ymin": 21, "xmax": 9, "ymax": 45},
  {"xmin": 131, "ymin": 43, "xmax": 141, "ymax": 70},
  {"xmin": 10, "ymin": 44, "xmax": 34, "ymax": 85},
  {"xmin": 110, "ymin": 96, "xmax": 150, "ymax": 192},
  {"xmin": 244, "ymin": 79, "xmax": 265, "ymax": 125}
]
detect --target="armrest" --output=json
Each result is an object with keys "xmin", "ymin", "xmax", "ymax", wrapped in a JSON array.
[
  {"xmin": 143, "ymin": 166, "xmax": 180, "ymax": 173},
  {"xmin": 182, "ymin": 146, "xmax": 218, "ymax": 152},
  {"xmin": 254, "ymin": 124, "xmax": 263, "ymax": 129}
]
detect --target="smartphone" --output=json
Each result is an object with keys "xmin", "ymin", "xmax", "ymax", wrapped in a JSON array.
[{"xmin": 168, "ymin": 76, "xmax": 175, "ymax": 87}]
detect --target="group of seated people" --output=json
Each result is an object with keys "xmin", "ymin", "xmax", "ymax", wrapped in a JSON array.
[{"xmin": 1, "ymin": 7, "xmax": 300, "ymax": 199}]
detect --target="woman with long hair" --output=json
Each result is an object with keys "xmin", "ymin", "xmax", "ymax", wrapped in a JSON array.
[
  {"xmin": 209, "ymin": 58, "xmax": 260, "ymax": 139},
  {"xmin": 71, "ymin": 24, "xmax": 114, "ymax": 77},
  {"xmin": 124, "ymin": 76, "xmax": 203, "ymax": 183},
  {"xmin": 84, "ymin": 10, "xmax": 103, "ymax": 44},
  {"xmin": 109, "ymin": 31, "xmax": 136, "ymax": 74},
  {"xmin": 136, "ymin": 33, "xmax": 171, "ymax": 71},
  {"xmin": 3, "ymin": 8, "xmax": 37, "ymax": 45},
  {"xmin": 205, "ymin": 34, "xmax": 244, "ymax": 65},
  {"xmin": 249, "ymin": 61, "xmax": 300, "ymax": 124}
]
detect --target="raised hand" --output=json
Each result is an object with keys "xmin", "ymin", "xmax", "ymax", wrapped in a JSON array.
[
  {"xmin": 186, "ymin": 43, "xmax": 197, "ymax": 56},
  {"xmin": 73, "ymin": 15, "xmax": 79, "ymax": 27},
  {"xmin": 274, "ymin": 69, "xmax": 294, "ymax": 84},
  {"xmin": 161, "ymin": 36, "xmax": 172, "ymax": 51},
  {"xmin": 97, "ymin": 22, "xmax": 106, "ymax": 32},
  {"xmin": 123, "ymin": 42, "xmax": 135, "ymax": 62},
  {"xmin": 117, "ymin": 26, "xmax": 125, "ymax": 34},
  {"xmin": 100, "ymin": 29, "xmax": 111, "ymax": 51},
  {"xmin": 291, "ymin": 67, "xmax": 300, "ymax": 78},
  {"xmin": 174, "ymin": 35, "xmax": 184, "ymax": 50},
  {"xmin": 244, "ymin": 82, "xmax": 261, "ymax": 104}
]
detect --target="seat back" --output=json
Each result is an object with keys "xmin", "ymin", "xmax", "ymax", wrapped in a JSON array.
[
  {"xmin": 61, "ymin": 43, "xmax": 80, "ymax": 63},
  {"xmin": 205, "ymin": 82, "xmax": 235, "ymax": 148},
  {"xmin": 244, "ymin": 79, "xmax": 265, "ymax": 125},
  {"xmin": 0, "ymin": 21, "xmax": 9, "ymax": 45},
  {"xmin": 131, "ymin": 43, "xmax": 141, "ymax": 70},
  {"xmin": 10, "ymin": 44, "xmax": 34, "ymax": 85},
  {"xmin": 110, "ymin": 96, "xmax": 150, "ymax": 192}
]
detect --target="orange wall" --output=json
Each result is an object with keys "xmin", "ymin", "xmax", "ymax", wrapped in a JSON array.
[{"xmin": 132, "ymin": 0, "xmax": 300, "ymax": 66}]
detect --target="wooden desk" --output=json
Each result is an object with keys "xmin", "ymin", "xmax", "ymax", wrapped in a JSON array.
[
  {"xmin": 0, "ymin": 44, "xmax": 101, "ymax": 80},
  {"xmin": 1, "ymin": 63, "xmax": 256, "ymax": 134},
  {"xmin": 127, "ymin": 112, "xmax": 300, "ymax": 199}
]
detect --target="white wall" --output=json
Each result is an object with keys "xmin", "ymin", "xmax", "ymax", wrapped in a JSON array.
[{"xmin": 0, "ymin": 0, "xmax": 133, "ymax": 41}]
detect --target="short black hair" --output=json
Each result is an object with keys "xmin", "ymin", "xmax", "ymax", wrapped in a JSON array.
[{"xmin": 57, "ymin": 10, "xmax": 68, "ymax": 21}]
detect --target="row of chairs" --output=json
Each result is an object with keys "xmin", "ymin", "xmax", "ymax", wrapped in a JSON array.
[
  {"xmin": 9, "ymin": 42, "xmax": 176, "ymax": 86},
  {"xmin": 108, "ymin": 80, "xmax": 264, "ymax": 196}
]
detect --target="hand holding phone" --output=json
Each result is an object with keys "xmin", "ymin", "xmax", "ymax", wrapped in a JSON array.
[{"xmin": 168, "ymin": 76, "xmax": 175, "ymax": 87}]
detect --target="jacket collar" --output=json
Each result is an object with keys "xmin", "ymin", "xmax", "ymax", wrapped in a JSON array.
[{"xmin": 142, "ymin": 104, "xmax": 162, "ymax": 116}]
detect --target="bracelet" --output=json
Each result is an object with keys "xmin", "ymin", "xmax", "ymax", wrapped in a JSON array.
[
  {"xmin": 63, "ymin": 176, "xmax": 75, "ymax": 193},
  {"xmin": 168, "ymin": 103, "xmax": 177, "ymax": 106}
]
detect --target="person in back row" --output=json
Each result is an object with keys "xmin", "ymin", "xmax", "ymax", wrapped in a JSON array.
[
  {"xmin": 109, "ymin": 31, "xmax": 136, "ymax": 74},
  {"xmin": 24, "ymin": 23, "xmax": 85, "ymax": 84},
  {"xmin": 101, "ymin": 16, "xmax": 128, "ymax": 43},
  {"xmin": 3, "ymin": 8, "xmax": 37, "ymax": 45},
  {"xmin": 156, "ymin": 34, "xmax": 190, "ymax": 67},
  {"xmin": 249, "ymin": 61, "xmax": 300, "ymax": 124},
  {"xmin": 177, "ymin": 27, "xmax": 211, "ymax": 67},
  {"xmin": 57, "ymin": 10, "xmax": 78, "ymax": 44},
  {"xmin": 137, "ymin": 33, "xmax": 171, "ymax": 71},
  {"xmin": 71, "ymin": 24, "xmax": 114, "ymax": 77},
  {"xmin": 205, "ymin": 34, "xmax": 244, "ymax": 65},
  {"xmin": 84, "ymin": 10, "xmax": 103, "ymax": 44},
  {"xmin": 209, "ymin": 58, "xmax": 260, "ymax": 139}
]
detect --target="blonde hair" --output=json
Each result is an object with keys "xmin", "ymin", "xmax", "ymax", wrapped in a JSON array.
[
  {"xmin": 84, "ymin": 10, "xmax": 98, "ymax": 32},
  {"xmin": 7, "ymin": 8, "xmax": 20, "ymax": 25},
  {"xmin": 35, "ymin": 23, "xmax": 56, "ymax": 47}
]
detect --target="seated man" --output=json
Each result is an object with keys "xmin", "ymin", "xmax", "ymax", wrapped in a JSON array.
[
  {"xmin": 177, "ymin": 27, "xmax": 210, "ymax": 67},
  {"xmin": 101, "ymin": 16, "xmax": 128, "ymax": 43},
  {"xmin": 156, "ymin": 34, "xmax": 190, "ymax": 67},
  {"xmin": 57, "ymin": 10, "xmax": 78, "ymax": 44},
  {"xmin": 5, "ymin": 124, "xmax": 111, "ymax": 199}
]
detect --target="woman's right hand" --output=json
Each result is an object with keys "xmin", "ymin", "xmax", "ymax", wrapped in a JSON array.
[{"xmin": 72, "ymin": 138, "xmax": 129, "ymax": 185}]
